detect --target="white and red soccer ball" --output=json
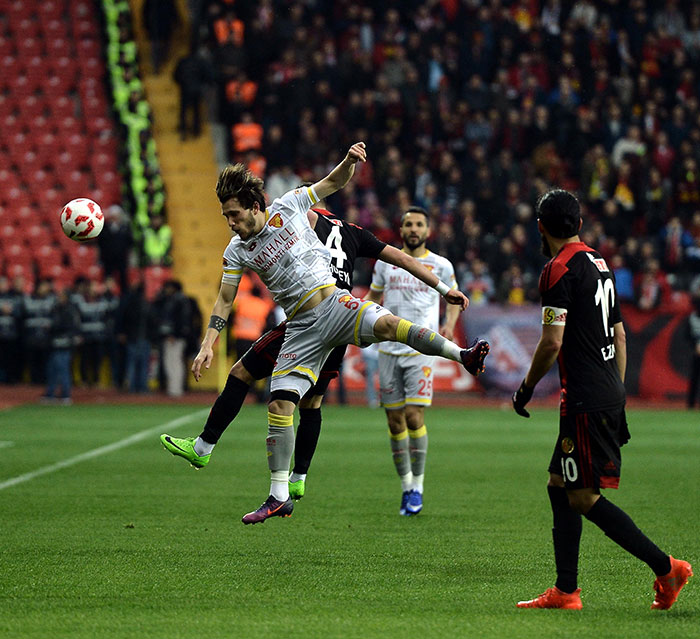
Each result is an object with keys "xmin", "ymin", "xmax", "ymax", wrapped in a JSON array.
[{"xmin": 60, "ymin": 198, "xmax": 104, "ymax": 242}]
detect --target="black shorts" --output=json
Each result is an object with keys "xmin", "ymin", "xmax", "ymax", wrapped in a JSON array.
[
  {"xmin": 548, "ymin": 407, "xmax": 630, "ymax": 491},
  {"xmin": 240, "ymin": 321, "xmax": 347, "ymax": 397}
]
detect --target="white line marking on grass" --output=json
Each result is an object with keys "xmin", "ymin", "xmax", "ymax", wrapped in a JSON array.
[{"xmin": 0, "ymin": 409, "xmax": 208, "ymax": 492}]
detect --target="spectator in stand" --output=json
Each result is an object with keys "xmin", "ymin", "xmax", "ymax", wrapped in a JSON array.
[
  {"xmin": 117, "ymin": 281, "xmax": 153, "ymax": 394},
  {"xmin": 607, "ymin": 254, "xmax": 632, "ymax": 301},
  {"xmin": 637, "ymin": 259, "xmax": 668, "ymax": 311},
  {"xmin": 462, "ymin": 258, "xmax": 495, "ymax": 307},
  {"xmin": 103, "ymin": 277, "xmax": 125, "ymax": 389},
  {"xmin": 152, "ymin": 279, "xmax": 191, "ymax": 397},
  {"xmin": 223, "ymin": 70, "xmax": 258, "ymax": 127},
  {"xmin": 97, "ymin": 205, "xmax": 132, "ymax": 293},
  {"xmin": 661, "ymin": 216, "xmax": 695, "ymax": 273},
  {"xmin": 142, "ymin": 0, "xmax": 179, "ymax": 74},
  {"xmin": 42, "ymin": 290, "xmax": 80, "ymax": 405},
  {"xmin": 265, "ymin": 165, "xmax": 302, "ymax": 202},
  {"xmin": 230, "ymin": 282, "xmax": 273, "ymax": 402},
  {"xmin": 231, "ymin": 112, "xmax": 263, "ymax": 158},
  {"xmin": 174, "ymin": 47, "xmax": 215, "ymax": 140},
  {"xmin": 142, "ymin": 214, "xmax": 173, "ymax": 267},
  {"xmin": 72, "ymin": 278, "xmax": 110, "ymax": 387},
  {"xmin": 195, "ymin": 1, "xmax": 700, "ymax": 306},
  {"xmin": 23, "ymin": 279, "xmax": 55, "ymax": 384},
  {"xmin": 0, "ymin": 275, "xmax": 23, "ymax": 384}
]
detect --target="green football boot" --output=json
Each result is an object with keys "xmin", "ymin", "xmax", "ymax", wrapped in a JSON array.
[
  {"xmin": 160, "ymin": 434, "xmax": 210, "ymax": 469},
  {"xmin": 288, "ymin": 479, "xmax": 306, "ymax": 500}
]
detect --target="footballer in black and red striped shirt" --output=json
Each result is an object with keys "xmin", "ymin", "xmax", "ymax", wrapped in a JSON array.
[{"xmin": 513, "ymin": 189, "xmax": 692, "ymax": 611}]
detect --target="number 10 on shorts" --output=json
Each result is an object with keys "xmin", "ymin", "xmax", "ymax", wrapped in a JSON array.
[{"xmin": 560, "ymin": 457, "xmax": 578, "ymax": 482}]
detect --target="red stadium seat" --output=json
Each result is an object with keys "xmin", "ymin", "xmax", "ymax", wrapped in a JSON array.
[
  {"xmin": 2, "ymin": 113, "xmax": 20, "ymax": 134},
  {"xmin": 19, "ymin": 95, "xmax": 45, "ymax": 120},
  {"xmin": 0, "ymin": 57, "xmax": 18, "ymax": 88},
  {"xmin": 45, "ymin": 73, "xmax": 75, "ymax": 95},
  {"xmin": 5, "ymin": 243, "xmax": 34, "ymax": 266},
  {"xmin": 0, "ymin": 225, "xmax": 18, "ymax": 246},
  {"xmin": 77, "ymin": 40, "xmax": 101, "ymax": 61},
  {"xmin": 86, "ymin": 116, "xmax": 111, "ymax": 135},
  {"xmin": 9, "ymin": 75, "xmax": 38, "ymax": 99},
  {"xmin": 41, "ymin": 19, "xmax": 68, "ymax": 40},
  {"xmin": 0, "ymin": 169, "xmax": 20, "ymax": 193},
  {"xmin": 55, "ymin": 151, "xmax": 76, "ymax": 174},
  {"xmin": 49, "ymin": 96, "xmax": 75, "ymax": 119},
  {"xmin": 32, "ymin": 169, "xmax": 58, "ymax": 193},
  {"xmin": 0, "ymin": 95, "xmax": 16, "ymax": 118},
  {"xmin": 50, "ymin": 57, "xmax": 77, "ymax": 83},
  {"xmin": 0, "ymin": 36, "xmax": 15, "ymax": 57},
  {"xmin": 17, "ymin": 39, "xmax": 44, "ymax": 58},
  {"xmin": 73, "ymin": 20, "xmax": 96, "ymax": 39},
  {"xmin": 58, "ymin": 116, "xmax": 82, "ymax": 137},
  {"xmin": 9, "ymin": 18, "xmax": 40, "ymax": 40},
  {"xmin": 14, "ymin": 205, "xmax": 35, "ymax": 228},
  {"xmin": 38, "ymin": 1, "xmax": 64, "ymax": 21}
]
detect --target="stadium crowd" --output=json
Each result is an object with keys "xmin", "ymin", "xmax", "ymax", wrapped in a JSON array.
[
  {"xmin": 0, "ymin": 272, "xmax": 201, "ymax": 401},
  {"xmin": 189, "ymin": 0, "xmax": 700, "ymax": 306}
]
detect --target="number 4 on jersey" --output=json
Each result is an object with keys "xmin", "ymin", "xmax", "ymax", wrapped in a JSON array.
[{"xmin": 325, "ymin": 225, "xmax": 347, "ymax": 268}]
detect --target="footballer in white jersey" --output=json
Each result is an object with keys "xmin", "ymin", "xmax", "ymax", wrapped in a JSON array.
[
  {"xmin": 370, "ymin": 249, "xmax": 457, "ymax": 357},
  {"xmin": 221, "ymin": 186, "xmax": 336, "ymax": 319},
  {"xmin": 366, "ymin": 206, "xmax": 463, "ymax": 518}
]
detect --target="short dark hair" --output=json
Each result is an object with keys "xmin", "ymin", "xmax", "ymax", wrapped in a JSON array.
[
  {"xmin": 400, "ymin": 206, "xmax": 430, "ymax": 225},
  {"xmin": 536, "ymin": 189, "xmax": 581, "ymax": 238},
  {"xmin": 215, "ymin": 164, "xmax": 266, "ymax": 210}
]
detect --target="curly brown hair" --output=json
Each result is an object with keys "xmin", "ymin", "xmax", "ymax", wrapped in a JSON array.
[{"xmin": 215, "ymin": 164, "xmax": 266, "ymax": 210}]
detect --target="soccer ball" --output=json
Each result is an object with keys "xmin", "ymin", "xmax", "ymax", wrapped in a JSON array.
[{"xmin": 60, "ymin": 198, "xmax": 104, "ymax": 242}]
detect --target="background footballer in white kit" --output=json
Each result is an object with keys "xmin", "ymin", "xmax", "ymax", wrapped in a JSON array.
[{"xmin": 368, "ymin": 206, "xmax": 462, "ymax": 516}]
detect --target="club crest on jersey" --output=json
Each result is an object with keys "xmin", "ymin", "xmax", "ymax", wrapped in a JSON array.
[
  {"xmin": 561, "ymin": 437, "xmax": 575, "ymax": 454},
  {"xmin": 247, "ymin": 241, "xmax": 258, "ymax": 251},
  {"xmin": 268, "ymin": 213, "xmax": 283, "ymax": 228},
  {"xmin": 328, "ymin": 218, "xmax": 343, "ymax": 226},
  {"xmin": 422, "ymin": 366, "xmax": 432, "ymax": 377}
]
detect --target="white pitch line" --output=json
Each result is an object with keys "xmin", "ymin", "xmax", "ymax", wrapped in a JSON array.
[{"xmin": 0, "ymin": 409, "xmax": 208, "ymax": 492}]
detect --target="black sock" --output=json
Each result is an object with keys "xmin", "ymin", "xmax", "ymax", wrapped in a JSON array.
[
  {"xmin": 200, "ymin": 375, "xmax": 250, "ymax": 444},
  {"xmin": 585, "ymin": 496, "xmax": 671, "ymax": 576},
  {"xmin": 548, "ymin": 486, "xmax": 582, "ymax": 593},
  {"xmin": 293, "ymin": 407, "xmax": 322, "ymax": 474}
]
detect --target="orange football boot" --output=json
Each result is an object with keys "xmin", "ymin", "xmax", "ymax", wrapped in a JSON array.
[
  {"xmin": 517, "ymin": 587, "xmax": 582, "ymax": 609},
  {"xmin": 651, "ymin": 556, "xmax": 693, "ymax": 610}
]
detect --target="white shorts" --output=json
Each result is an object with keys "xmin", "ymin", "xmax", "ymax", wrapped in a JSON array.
[
  {"xmin": 270, "ymin": 289, "xmax": 392, "ymax": 397},
  {"xmin": 378, "ymin": 351, "xmax": 435, "ymax": 410}
]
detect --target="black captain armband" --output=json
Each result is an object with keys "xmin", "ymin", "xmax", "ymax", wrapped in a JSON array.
[{"xmin": 208, "ymin": 315, "xmax": 227, "ymax": 332}]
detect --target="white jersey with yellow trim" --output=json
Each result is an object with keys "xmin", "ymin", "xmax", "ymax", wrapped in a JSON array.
[
  {"xmin": 370, "ymin": 249, "xmax": 457, "ymax": 356},
  {"xmin": 221, "ymin": 187, "xmax": 336, "ymax": 318}
]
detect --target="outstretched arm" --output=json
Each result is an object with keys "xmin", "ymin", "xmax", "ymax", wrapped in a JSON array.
[
  {"xmin": 312, "ymin": 142, "xmax": 367, "ymax": 201},
  {"xmin": 377, "ymin": 245, "xmax": 469, "ymax": 311},
  {"xmin": 191, "ymin": 281, "xmax": 238, "ymax": 381}
]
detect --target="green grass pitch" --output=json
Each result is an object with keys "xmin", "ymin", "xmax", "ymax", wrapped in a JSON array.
[{"xmin": 0, "ymin": 403, "xmax": 697, "ymax": 638}]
